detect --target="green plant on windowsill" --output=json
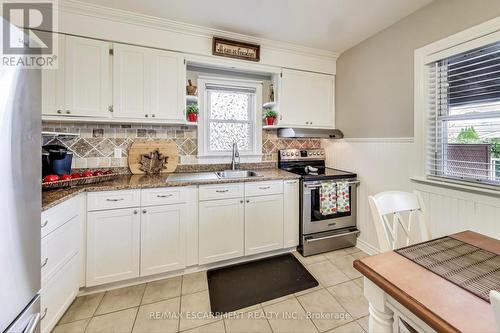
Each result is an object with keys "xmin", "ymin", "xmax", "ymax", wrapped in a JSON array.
[{"xmin": 186, "ymin": 104, "xmax": 199, "ymax": 122}]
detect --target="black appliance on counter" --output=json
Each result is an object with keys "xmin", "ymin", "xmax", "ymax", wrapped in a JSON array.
[
  {"xmin": 278, "ymin": 148, "xmax": 359, "ymax": 256},
  {"xmin": 42, "ymin": 144, "xmax": 73, "ymax": 176}
]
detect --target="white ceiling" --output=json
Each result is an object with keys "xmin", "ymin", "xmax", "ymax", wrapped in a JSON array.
[{"xmin": 76, "ymin": 0, "xmax": 433, "ymax": 53}]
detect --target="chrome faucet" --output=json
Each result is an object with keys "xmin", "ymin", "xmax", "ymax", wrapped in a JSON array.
[{"xmin": 231, "ymin": 142, "xmax": 240, "ymax": 170}]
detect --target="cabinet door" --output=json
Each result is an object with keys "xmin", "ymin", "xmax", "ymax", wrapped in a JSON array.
[
  {"xmin": 283, "ymin": 180, "xmax": 300, "ymax": 248},
  {"xmin": 280, "ymin": 69, "xmax": 334, "ymax": 128},
  {"xmin": 149, "ymin": 49, "xmax": 185, "ymax": 121},
  {"xmin": 86, "ymin": 208, "xmax": 140, "ymax": 286},
  {"xmin": 140, "ymin": 204, "xmax": 186, "ymax": 276},
  {"xmin": 245, "ymin": 194, "xmax": 284, "ymax": 255},
  {"xmin": 42, "ymin": 33, "xmax": 65, "ymax": 116},
  {"xmin": 64, "ymin": 36, "xmax": 111, "ymax": 118},
  {"xmin": 112, "ymin": 44, "xmax": 147, "ymax": 119},
  {"xmin": 199, "ymin": 198, "xmax": 244, "ymax": 264}
]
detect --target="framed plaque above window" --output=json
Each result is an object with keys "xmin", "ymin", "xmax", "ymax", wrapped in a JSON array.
[{"xmin": 212, "ymin": 37, "xmax": 260, "ymax": 62}]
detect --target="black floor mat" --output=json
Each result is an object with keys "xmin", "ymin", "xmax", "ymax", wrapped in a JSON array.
[{"xmin": 207, "ymin": 253, "xmax": 318, "ymax": 314}]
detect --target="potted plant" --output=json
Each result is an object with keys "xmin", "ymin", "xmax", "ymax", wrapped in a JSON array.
[
  {"xmin": 263, "ymin": 108, "xmax": 278, "ymax": 126},
  {"xmin": 186, "ymin": 104, "xmax": 199, "ymax": 122}
]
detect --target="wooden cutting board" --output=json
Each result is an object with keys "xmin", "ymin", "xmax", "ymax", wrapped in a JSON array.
[{"xmin": 128, "ymin": 140, "xmax": 179, "ymax": 174}]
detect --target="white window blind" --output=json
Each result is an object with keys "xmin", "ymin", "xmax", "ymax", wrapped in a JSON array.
[{"xmin": 427, "ymin": 40, "xmax": 500, "ymax": 185}]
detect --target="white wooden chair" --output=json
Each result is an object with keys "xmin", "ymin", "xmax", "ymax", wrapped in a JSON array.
[
  {"xmin": 490, "ymin": 290, "xmax": 500, "ymax": 330},
  {"xmin": 368, "ymin": 191, "xmax": 431, "ymax": 252}
]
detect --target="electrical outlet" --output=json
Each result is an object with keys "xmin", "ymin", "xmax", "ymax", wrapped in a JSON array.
[{"xmin": 114, "ymin": 148, "xmax": 122, "ymax": 158}]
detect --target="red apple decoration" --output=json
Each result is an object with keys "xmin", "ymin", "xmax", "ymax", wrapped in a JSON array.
[
  {"xmin": 82, "ymin": 171, "xmax": 93, "ymax": 178},
  {"xmin": 103, "ymin": 170, "xmax": 113, "ymax": 175},
  {"xmin": 93, "ymin": 170, "xmax": 104, "ymax": 176},
  {"xmin": 43, "ymin": 175, "xmax": 59, "ymax": 183},
  {"xmin": 71, "ymin": 173, "xmax": 82, "ymax": 179},
  {"xmin": 60, "ymin": 174, "xmax": 72, "ymax": 181}
]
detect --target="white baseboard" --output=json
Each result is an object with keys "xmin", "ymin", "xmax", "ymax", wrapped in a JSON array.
[{"xmin": 356, "ymin": 238, "xmax": 379, "ymax": 255}]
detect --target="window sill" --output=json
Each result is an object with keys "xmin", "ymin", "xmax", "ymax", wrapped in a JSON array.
[{"xmin": 411, "ymin": 176, "xmax": 500, "ymax": 198}]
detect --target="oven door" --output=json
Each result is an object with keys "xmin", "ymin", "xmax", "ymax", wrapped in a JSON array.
[{"xmin": 302, "ymin": 179, "xmax": 358, "ymax": 235}]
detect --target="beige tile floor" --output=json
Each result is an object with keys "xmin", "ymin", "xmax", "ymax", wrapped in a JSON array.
[{"xmin": 53, "ymin": 247, "xmax": 370, "ymax": 333}]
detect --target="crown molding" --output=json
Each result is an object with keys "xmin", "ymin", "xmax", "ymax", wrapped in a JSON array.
[{"xmin": 58, "ymin": 0, "xmax": 339, "ymax": 61}]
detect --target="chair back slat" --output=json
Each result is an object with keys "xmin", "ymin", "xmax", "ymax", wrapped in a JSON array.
[{"xmin": 369, "ymin": 191, "xmax": 430, "ymax": 252}]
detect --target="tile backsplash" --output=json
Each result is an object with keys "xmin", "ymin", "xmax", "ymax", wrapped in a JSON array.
[{"xmin": 42, "ymin": 122, "xmax": 321, "ymax": 169}]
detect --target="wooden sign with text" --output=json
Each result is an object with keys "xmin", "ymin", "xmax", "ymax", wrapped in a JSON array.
[{"xmin": 212, "ymin": 37, "xmax": 260, "ymax": 62}]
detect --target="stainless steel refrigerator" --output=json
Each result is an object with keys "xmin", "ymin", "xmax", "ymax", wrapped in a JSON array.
[{"xmin": 0, "ymin": 44, "xmax": 42, "ymax": 333}]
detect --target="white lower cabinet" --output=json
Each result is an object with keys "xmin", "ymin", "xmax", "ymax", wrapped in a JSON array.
[
  {"xmin": 86, "ymin": 208, "xmax": 141, "ymax": 287},
  {"xmin": 140, "ymin": 204, "xmax": 186, "ymax": 276},
  {"xmin": 199, "ymin": 198, "xmax": 245, "ymax": 265},
  {"xmin": 41, "ymin": 254, "xmax": 79, "ymax": 333},
  {"xmin": 245, "ymin": 194, "xmax": 284, "ymax": 255},
  {"xmin": 283, "ymin": 180, "xmax": 300, "ymax": 247},
  {"xmin": 40, "ymin": 195, "xmax": 81, "ymax": 333}
]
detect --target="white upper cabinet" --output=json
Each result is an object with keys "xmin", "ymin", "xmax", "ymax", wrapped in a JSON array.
[
  {"xmin": 42, "ymin": 35, "xmax": 65, "ymax": 116},
  {"xmin": 280, "ymin": 68, "xmax": 335, "ymax": 128},
  {"xmin": 113, "ymin": 44, "xmax": 185, "ymax": 121},
  {"xmin": 64, "ymin": 36, "xmax": 111, "ymax": 118},
  {"xmin": 149, "ymin": 48, "xmax": 186, "ymax": 121}
]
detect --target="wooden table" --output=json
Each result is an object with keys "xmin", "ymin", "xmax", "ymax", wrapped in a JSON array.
[{"xmin": 353, "ymin": 231, "xmax": 499, "ymax": 333}]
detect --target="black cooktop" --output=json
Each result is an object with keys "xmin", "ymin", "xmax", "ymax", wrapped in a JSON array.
[{"xmin": 282, "ymin": 166, "xmax": 357, "ymax": 181}]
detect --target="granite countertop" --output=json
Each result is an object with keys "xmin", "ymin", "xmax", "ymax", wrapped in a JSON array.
[{"xmin": 42, "ymin": 168, "xmax": 300, "ymax": 211}]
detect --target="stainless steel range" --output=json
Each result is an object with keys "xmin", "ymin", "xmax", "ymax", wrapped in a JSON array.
[{"xmin": 278, "ymin": 149, "xmax": 360, "ymax": 256}]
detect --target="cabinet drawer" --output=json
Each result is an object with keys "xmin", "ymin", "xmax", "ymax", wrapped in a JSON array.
[
  {"xmin": 245, "ymin": 181, "xmax": 283, "ymax": 197},
  {"xmin": 41, "ymin": 196, "xmax": 79, "ymax": 238},
  {"xmin": 41, "ymin": 216, "xmax": 79, "ymax": 285},
  {"xmin": 41, "ymin": 254, "xmax": 79, "ymax": 333},
  {"xmin": 87, "ymin": 190, "xmax": 140, "ymax": 211},
  {"xmin": 141, "ymin": 187, "xmax": 186, "ymax": 207},
  {"xmin": 199, "ymin": 183, "xmax": 244, "ymax": 201}
]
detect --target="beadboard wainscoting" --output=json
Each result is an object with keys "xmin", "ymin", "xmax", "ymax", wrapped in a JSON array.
[{"xmin": 414, "ymin": 181, "xmax": 500, "ymax": 242}]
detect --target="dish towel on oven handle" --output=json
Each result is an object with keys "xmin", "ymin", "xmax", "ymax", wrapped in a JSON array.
[
  {"xmin": 320, "ymin": 181, "xmax": 338, "ymax": 215},
  {"xmin": 336, "ymin": 181, "xmax": 350, "ymax": 213}
]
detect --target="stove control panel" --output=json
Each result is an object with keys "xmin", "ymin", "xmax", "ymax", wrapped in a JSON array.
[{"xmin": 279, "ymin": 149, "xmax": 325, "ymax": 161}]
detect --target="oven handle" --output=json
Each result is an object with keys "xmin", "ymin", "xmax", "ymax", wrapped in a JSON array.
[
  {"xmin": 304, "ymin": 180, "xmax": 360, "ymax": 189},
  {"xmin": 305, "ymin": 230, "xmax": 360, "ymax": 243}
]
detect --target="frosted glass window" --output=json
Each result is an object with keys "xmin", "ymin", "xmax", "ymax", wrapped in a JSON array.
[{"xmin": 206, "ymin": 87, "xmax": 255, "ymax": 153}]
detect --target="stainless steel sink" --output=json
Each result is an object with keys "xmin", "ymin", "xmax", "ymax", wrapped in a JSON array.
[{"xmin": 215, "ymin": 170, "xmax": 260, "ymax": 179}]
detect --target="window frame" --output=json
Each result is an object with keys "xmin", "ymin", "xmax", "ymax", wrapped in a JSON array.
[
  {"xmin": 415, "ymin": 17, "xmax": 500, "ymax": 190},
  {"xmin": 197, "ymin": 76, "xmax": 263, "ymax": 159}
]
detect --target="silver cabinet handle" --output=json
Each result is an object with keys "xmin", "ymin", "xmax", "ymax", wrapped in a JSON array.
[
  {"xmin": 240, "ymin": 200, "xmax": 244, "ymax": 204},
  {"xmin": 56, "ymin": 110, "xmax": 62, "ymax": 114},
  {"xmin": 65, "ymin": 110, "xmax": 71, "ymax": 114},
  {"xmin": 41, "ymin": 307, "xmax": 47, "ymax": 320},
  {"xmin": 258, "ymin": 186, "xmax": 271, "ymax": 190},
  {"xmin": 25, "ymin": 313, "xmax": 41, "ymax": 333},
  {"xmin": 106, "ymin": 198, "xmax": 124, "ymax": 202},
  {"xmin": 41, "ymin": 220, "xmax": 48, "ymax": 228},
  {"xmin": 41, "ymin": 258, "xmax": 48, "ymax": 268},
  {"xmin": 145, "ymin": 114, "xmax": 149, "ymax": 118},
  {"xmin": 142, "ymin": 209, "xmax": 147, "ymax": 214},
  {"xmin": 215, "ymin": 189, "xmax": 229, "ymax": 193},
  {"xmin": 246, "ymin": 200, "xmax": 250, "ymax": 203},
  {"xmin": 133, "ymin": 210, "xmax": 138, "ymax": 215},
  {"xmin": 152, "ymin": 114, "xmax": 156, "ymax": 118},
  {"xmin": 157, "ymin": 194, "xmax": 173, "ymax": 198}
]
